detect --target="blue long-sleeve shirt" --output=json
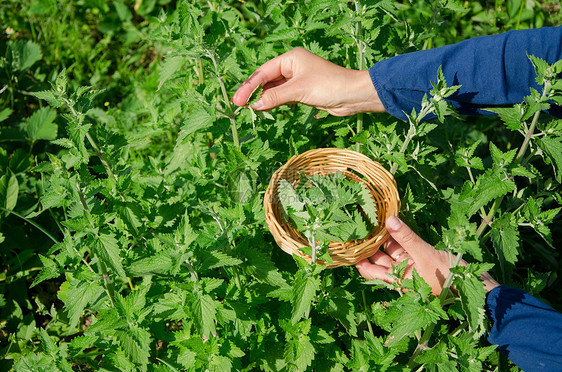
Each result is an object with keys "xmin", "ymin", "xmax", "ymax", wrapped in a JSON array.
[
  {"xmin": 369, "ymin": 26, "xmax": 562, "ymax": 120},
  {"xmin": 487, "ymin": 286, "xmax": 562, "ymax": 371},
  {"xmin": 369, "ymin": 27, "xmax": 562, "ymax": 371}
]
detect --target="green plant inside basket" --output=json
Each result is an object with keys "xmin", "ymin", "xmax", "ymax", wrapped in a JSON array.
[{"xmin": 278, "ymin": 171, "xmax": 379, "ymax": 264}]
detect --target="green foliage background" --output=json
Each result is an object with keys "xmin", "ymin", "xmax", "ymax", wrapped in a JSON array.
[{"xmin": 1, "ymin": 0, "xmax": 561, "ymax": 371}]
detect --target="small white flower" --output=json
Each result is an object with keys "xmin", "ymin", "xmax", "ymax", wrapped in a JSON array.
[{"xmin": 6, "ymin": 27, "xmax": 14, "ymax": 35}]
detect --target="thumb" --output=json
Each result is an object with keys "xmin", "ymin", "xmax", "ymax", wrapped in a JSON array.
[
  {"xmin": 251, "ymin": 83, "xmax": 298, "ymax": 110},
  {"xmin": 385, "ymin": 216, "xmax": 434, "ymax": 258}
]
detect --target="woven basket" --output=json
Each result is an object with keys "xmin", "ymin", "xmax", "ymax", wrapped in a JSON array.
[{"xmin": 264, "ymin": 148, "xmax": 400, "ymax": 268}]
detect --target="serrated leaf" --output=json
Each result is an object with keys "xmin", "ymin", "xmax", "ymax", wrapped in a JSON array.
[
  {"xmin": 284, "ymin": 333, "xmax": 315, "ymax": 371},
  {"xmin": 452, "ymin": 266, "xmax": 488, "ymax": 336},
  {"xmin": 247, "ymin": 83, "xmax": 263, "ymax": 106},
  {"xmin": 51, "ymin": 138, "xmax": 75, "ymax": 149},
  {"xmin": 179, "ymin": 108, "xmax": 215, "ymax": 140},
  {"xmin": 468, "ymin": 170, "xmax": 515, "ymax": 217},
  {"xmin": 9, "ymin": 40, "xmax": 42, "ymax": 72},
  {"xmin": 32, "ymin": 90, "xmax": 63, "ymax": 108},
  {"xmin": 0, "ymin": 170, "xmax": 18, "ymax": 211},
  {"xmin": 31, "ymin": 255, "xmax": 59, "ymax": 287},
  {"xmin": 490, "ymin": 215, "xmax": 519, "ymax": 266},
  {"xmin": 358, "ymin": 183, "xmax": 378, "ymax": 227},
  {"xmin": 39, "ymin": 328, "xmax": 57, "ymax": 355},
  {"xmin": 115, "ymin": 326, "xmax": 150, "ymax": 367},
  {"xmin": 278, "ymin": 179, "xmax": 305, "ymax": 214},
  {"xmin": 199, "ymin": 250, "xmax": 243, "ymax": 270},
  {"xmin": 291, "ymin": 271, "xmax": 320, "ymax": 324},
  {"xmin": 64, "ymin": 279, "xmax": 104, "ymax": 329},
  {"xmin": 93, "ymin": 233, "xmax": 127, "ymax": 280},
  {"xmin": 537, "ymin": 136, "xmax": 562, "ymax": 182},
  {"xmin": 27, "ymin": 107, "xmax": 58, "ymax": 141},
  {"xmin": 129, "ymin": 254, "xmax": 173, "ymax": 276},
  {"xmin": 385, "ymin": 293, "xmax": 444, "ymax": 346},
  {"xmin": 158, "ymin": 56, "xmax": 185, "ymax": 90},
  {"xmin": 485, "ymin": 107, "xmax": 522, "ymax": 131},
  {"xmin": 191, "ymin": 291, "xmax": 217, "ymax": 339},
  {"xmin": 244, "ymin": 247, "xmax": 287, "ymax": 287}
]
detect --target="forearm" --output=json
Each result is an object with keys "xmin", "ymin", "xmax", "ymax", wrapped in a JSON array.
[{"xmin": 370, "ymin": 27, "xmax": 562, "ymax": 121}]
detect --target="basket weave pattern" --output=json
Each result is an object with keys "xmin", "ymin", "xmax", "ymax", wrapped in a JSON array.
[{"xmin": 264, "ymin": 148, "xmax": 400, "ymax": 268}]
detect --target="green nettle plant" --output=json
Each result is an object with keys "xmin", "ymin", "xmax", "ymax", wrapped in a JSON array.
[
  {"xmin": 278, "ymin": 171, "xmax": 379, "ymax": 263},
  {"xmin": 0, "ymin": 1, "xmax": 561, "ymax": 371}
]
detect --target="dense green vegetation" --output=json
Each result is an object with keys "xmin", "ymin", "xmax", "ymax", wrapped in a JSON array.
[{"xmin": 1, "ymin": 0, "xmax": 561, "ymax": 370}]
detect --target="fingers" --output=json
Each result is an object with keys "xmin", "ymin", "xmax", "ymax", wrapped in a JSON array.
[
  {"xmin": 231, "ymin": 52, "xmax": 293, "ymax": 107},
  {"xmin": 385, "ymin": 216, "xmax": 434, "ymax": 260},
  {"xmin": 356, "ymin": 259, "xmax": 392, "ymax": 281},
  {"xmin": 253, "ymin": 81, "xmax": 300, "ymax": 110},
  {"xmin": 368, "ymin": 250, "xmax": 393, "ymax": 267}
]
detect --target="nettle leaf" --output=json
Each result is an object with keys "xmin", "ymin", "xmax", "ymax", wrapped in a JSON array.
[
  {"xmin": 191, "ymin": 290, "xmax": 217, "ymax": 339},
  {"xmin": 490, "ymin": 213, "xmax": 520, "ymax": 267},
  {"xmin": 63, "ymin": 279, "xmax": 104, "ymax": 329},
  {"xmin": 291, "ymin": 269, "xmax": 320, "ymax": 324},
  {"xmin": 129, "ymin": 254, "xmax": 173, "ymax": 276},
  {"xmin": 489, "ymin": 142, "xmax": 516, "ymax": 167},
  {"xmin": 39, "ymin": 329, "xmax": 73, "ymax": 372},
  {"xmin": 485, "ymin": 106, "xmax": 523, "ymax": 131},
  {"xmin": 158, "ymin": 55, "xmax": 185, "ymax": 90},
  {"xmin": 27, "ymin": 107, "xmax": 58, "ymax": 141},
  {"xmin": 9, "ymin": 39, "xmax": 42, "ymax": 72},
  {"xmin": 358, "ymin": 183, "xmax": 379, "ymax": 227},
  {"xmin": 439, "ymin": 207, "xmax": 481, "ymax": 260},
  {"xmin": 537, "ymin": 136, "xmax": 562, "ymax": 182},
  {"xmin": 178, "ymin": 107, "xmax": 215, "ymax": 141},
  {"xmin": 93, "ymin": 233, "xmax": 127, "ymax": 281},
  {"xmin": 0, "ymin": 170, "xmax": 19, "ymax": 211},
  {"xmin": 278, "ymin": 179, "xmax": 305, "ymax": 214},
  {"xmin": 115, "ymin": 326, "xmax": 150, "ymax": 368},
  {"xmin": 284, "ymin": 332, "xmax": 315, "ymax": 372},
  {"xmin": 31, "ymin": 255, "xmax": 60, "ymax": 287},
  {"xmin": 468, "ymin": 169, "xmax": 515, "ymax": 217},
  {"xmin": 247, "ymin": 83, "xmax": 263, "ymax": 106},
  {"xmin": 199, "ymin": 250, "xmax": 243, "ymax": 270},
  {"xmin": 244, "ymin": 247, "xmax": 287, "ymax": 287},
  {"xmin": 384, "ymin": 293, "xmax": 445, "ymax": 346},
  {"xmin": 33, "ymin": 89, "xmax": 64, "ymax": 108},
  {"xmin": 452, "ymin": 263, "xmax": 493, "ymax": 336}
]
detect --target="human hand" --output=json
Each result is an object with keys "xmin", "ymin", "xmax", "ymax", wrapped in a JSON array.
[
  {"xmin": 356, "ymin": 216, "xmax": 500, "ymax": 296},
  {"xmin": 231, "ymin": 47, "xmax": 385, "ymax": 116}
]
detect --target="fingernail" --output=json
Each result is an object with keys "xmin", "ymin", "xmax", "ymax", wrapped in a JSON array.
[
  {"xmin": 232, "ymin": 91, "xmax": 239, "ymax": 103},
  {"xmin": 251, "ymin": 98, "xmax": 264, "ymax": 110},
  {"xmin": 386, "ymin": 216, "xmax": 402, "ymax": 232}
]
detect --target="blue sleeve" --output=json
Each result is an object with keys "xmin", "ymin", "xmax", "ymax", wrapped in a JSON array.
[
  {"xmin": 369, "ymin": 27, "xmax": 562, "ymax": 121},
  {"xmin": 486, "ymin": 285, "xmax": 562, "ymax": 371}
]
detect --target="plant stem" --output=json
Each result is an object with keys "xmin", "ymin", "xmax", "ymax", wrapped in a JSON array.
[
  {"xmin": 0, "ymin": 207, "xmax": 59, "ymax": 243},
  {"xmin": 354, "ymin": 0, "xmax": 365, "ymax": 151},
  {"xmin": 85, "ymin": 132, "xmax": 115, "ymax": 181},
  {"xmin": 310, "ymin": 232, "xmax": 317, "ymax": 264},
  {"xmin": 207, "ymin": 50, "xmax": 240, "ymax": 148},
  {"xmin": 477, "ymin": 83, "xmax": 548, "ymax": 236},
  {"xmin": 390, "ymin": 123, "xmax": 416, "ymax": 174},
  {"xmin": 362, "ymin": 289, "xmax": 374, "ymax": 334}
]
